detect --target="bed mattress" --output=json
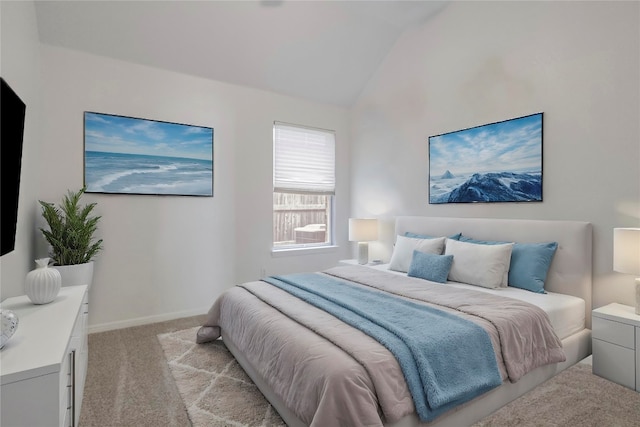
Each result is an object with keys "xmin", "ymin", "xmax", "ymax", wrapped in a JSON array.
[{"xmin": 367, "ymin": 263, "xmax": 585, "ymax": 340}]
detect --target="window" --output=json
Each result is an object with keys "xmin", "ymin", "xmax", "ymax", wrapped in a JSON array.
[{"xmin": 273, "ymin": 122, "xmax": 335, "ymax": 249}]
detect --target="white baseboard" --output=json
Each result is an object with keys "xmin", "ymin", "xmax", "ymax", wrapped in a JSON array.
[{"xmin": 88, "ymin": 306, "xmax": 209, "ymax": 334}]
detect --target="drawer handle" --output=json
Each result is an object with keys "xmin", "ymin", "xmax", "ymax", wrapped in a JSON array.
[
  {"xmin": 72, "ymin": 349, "xmax": 76, "ymax": 427},
  {"xmin": 66, "ymin": 350, "xmax": 77, "ymax": 427}
]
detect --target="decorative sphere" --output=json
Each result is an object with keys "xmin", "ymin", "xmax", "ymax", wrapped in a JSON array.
[{"xmin": 0, "ymin": 309, "xmax": 19, "ymax": 349}]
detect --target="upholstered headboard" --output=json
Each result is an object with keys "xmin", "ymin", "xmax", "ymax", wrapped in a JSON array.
[{"xmin": 395, "ymin": 216, "xmax": 593, "ymax": 326}]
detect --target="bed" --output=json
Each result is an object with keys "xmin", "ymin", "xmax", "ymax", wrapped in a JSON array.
[{"xmin": 197, "ymin": 216, "xmax": 593, "ymax": 426}]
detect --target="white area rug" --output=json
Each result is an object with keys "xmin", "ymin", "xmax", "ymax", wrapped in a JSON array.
[{"xmin": 158, "ymin": 327, "xmax": 285, "ymax": 427}]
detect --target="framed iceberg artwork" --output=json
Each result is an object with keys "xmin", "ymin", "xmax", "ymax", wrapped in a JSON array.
[
  {"xmin": 428, "ymin": 113, "xmax": 543, "ymax": 204},
  {"xmin": 84, "ymin": 112, "xmax": 213, "ymax": 196}
]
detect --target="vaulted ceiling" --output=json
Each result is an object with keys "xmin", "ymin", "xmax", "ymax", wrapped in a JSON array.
[{"xmin": 35, "ymin": 1, "xmax": 447, "ymax": 107}]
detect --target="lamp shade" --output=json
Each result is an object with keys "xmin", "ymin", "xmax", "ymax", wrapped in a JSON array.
[
  {"xmin": 348, "ymin": 219, "xmax": 378, "ymax": 242},
  {"xmin": 613, "ymin": 228, "xmax": 640, "ymax": 275}
]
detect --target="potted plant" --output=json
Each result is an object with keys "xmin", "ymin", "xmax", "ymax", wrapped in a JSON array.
[{"xmin": 39, "ymin": 187, "xmax": 103, "ymax": 288}]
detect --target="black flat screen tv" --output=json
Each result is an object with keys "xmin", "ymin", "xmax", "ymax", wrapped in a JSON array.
[{"xmin": 1, "ymin": 78, "xmax": 26, "ymax": 256}]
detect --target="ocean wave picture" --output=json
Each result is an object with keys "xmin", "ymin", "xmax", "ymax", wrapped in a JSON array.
[
  {"xmin": 428, "ymin": 113, "xmax": 542, "ymax": 204},
  {"xmin": 84, "ymin": 112, "xmax": 213, "ymax": 196}
]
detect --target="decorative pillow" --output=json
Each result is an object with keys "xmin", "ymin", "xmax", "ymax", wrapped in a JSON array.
[
  {"xmin": 507, "ymin": 242, "xmax": 558, "ymax": 293},
  {"xmin": 405, "ymin": 232, "xmax": 462, "ymax": 241},
  {"xmin": 389, "ymin": 235, "xmax": 446, "ymax": 273},
  {"xmin": 459, "ymin": 236, "xmax": 507, "ymax": 245},
  {"xmin": 458, "ymin": 236, "xmax": 511, "ymax": 287},
  {"xmin": 407, "ymin": 250, "xmax": 454, "ymax": 283},
  {"xmin": 460, "ymin": 236, "xmax": 558, "ymax": 293},
  {"xmin": 444, "ymin": 238, "xmax": 513, "ymax": 289}
]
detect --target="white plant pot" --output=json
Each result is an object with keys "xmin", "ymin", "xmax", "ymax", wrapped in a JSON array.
[
  {"xmin": 25, "ymin": 258, "xmax": 62, "ymax": 305},
  {"xmin": 54, "ymin": 261, "xmax": 94, "ymax": 288}
]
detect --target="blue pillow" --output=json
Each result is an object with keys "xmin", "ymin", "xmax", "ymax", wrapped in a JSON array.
[
  {"xmin": 459, "ymin": 236, "xmax": 507, "ymax": 245},
  {"xmin": 405, "ymin": 232, "xmax": 462, "ymax": 240},
  {"xmin": 459, "ymin": 236, "xmax": 557, "ymax": 293},
  {"xmin": 407, "ymin": 250, "xmax": 454, "ymax": 283},
  {"xmin": 508, "ymin": 242, "xmax": 558, "ymax": 293}
]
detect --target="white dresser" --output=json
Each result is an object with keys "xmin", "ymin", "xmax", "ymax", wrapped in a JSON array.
[
  {"xmin": 592, "ymin": 303, "xmax": 639, "ymax": 391},
  {"xmin": 1, "ymin": 285, "xmax": 89, "ymax": 427}
]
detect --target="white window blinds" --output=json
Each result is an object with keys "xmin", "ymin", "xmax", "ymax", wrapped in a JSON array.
[{"xmin": 273, "ymin": 122, "xmax": 335, "ymax": 195}]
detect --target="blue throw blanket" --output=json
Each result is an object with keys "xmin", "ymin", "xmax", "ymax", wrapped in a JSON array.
[{"xmin": 263, "ymin": 273, "xmax": 501, "ymax": 422}]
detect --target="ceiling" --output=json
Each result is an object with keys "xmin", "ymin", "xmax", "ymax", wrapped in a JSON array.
[{"xmin": 34, "ymin": 1, "xmax": 447, "ymax": 107}]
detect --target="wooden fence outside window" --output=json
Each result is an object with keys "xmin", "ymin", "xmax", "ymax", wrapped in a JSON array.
[{"xmin": 273, "ymin": 193, "xmax": 329, "ymax": 245}]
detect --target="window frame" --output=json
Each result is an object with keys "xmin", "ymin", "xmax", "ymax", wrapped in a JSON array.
[{"xmin": 272, "ymin": 122, "xmax": 336, "ymax": 252}]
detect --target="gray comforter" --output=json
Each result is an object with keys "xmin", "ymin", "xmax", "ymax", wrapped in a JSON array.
[{"xmin": 197, "ymin": 266, "xmax": 565, "ymax": 426}]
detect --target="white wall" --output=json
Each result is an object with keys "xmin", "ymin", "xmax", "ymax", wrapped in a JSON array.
[
  {"xmin": 5, "ymin": 0, "xmax": 637, "ymax": 329},
  {"xmin": 350, "ymin": 1, "xmax": 640, "ymax": 309},
  {"xmin": 233, "ymin": 94, "xmax": 351, "ymax": 284},
  {"xmin": 33, "ymin": 45, "xmax": 349, "ymax": 330},
  {"xmin": 0, "ymin": 1, "xmax": 43, "ymax": 301}
]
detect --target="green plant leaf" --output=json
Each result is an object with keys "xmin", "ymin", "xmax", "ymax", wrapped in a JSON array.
[{"xmin": 39, "ymin": 187, "xmax": 103, "ymax": 265}]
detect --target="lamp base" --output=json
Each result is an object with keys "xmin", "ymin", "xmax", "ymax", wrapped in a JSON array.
[
  {"xmin": 636, "ymin": 278, "xmax": 640, "ymax": 315},
  {"xmin": 357, "ymin": 242, "xmax": 369, "ymax": 265}
]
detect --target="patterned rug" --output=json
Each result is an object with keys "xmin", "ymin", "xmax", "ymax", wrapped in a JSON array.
[
  {"xmin": 157, "ymin": 327, "xmax": 285, "ymax": 427},
  {"xmin": 160, "ymin": 327, "xmax": 640, "ymax": 427}
]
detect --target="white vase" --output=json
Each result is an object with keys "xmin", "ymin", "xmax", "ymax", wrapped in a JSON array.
[
  {"xmin": 0, "ymin": 309, "xmax": 19, "ymax": 349},
  {"xmin": 25, "ymin": 258, "xmax": 61, "ymax": 305},
  {"xmin": 54, "ymin": 261, "xmax": 94, "ymax": 288}
]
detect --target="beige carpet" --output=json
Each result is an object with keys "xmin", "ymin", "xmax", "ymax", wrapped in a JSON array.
[
  {"xmin": 79, "ymin": 315, "xmax": 205, "ymax": 427},
  {"xmin": 473, "ymin": 362, "xmax": 640, "ymax": 427},
  {"xmin": 160, "ymin": 326, "xmax": 640, "ymax": 427},
  {"xmin": 158, "ymin": 326, "xmax": 285, "ymax": 427}
]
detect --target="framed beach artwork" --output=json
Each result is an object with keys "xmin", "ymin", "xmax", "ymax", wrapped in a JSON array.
[
  {"xmin": 84, "ymin": 112, "xmax": 213, "ymax": 196},
  {"xmin": 428, "ymin": 113, "xmax": 543, "ymax": 204}
]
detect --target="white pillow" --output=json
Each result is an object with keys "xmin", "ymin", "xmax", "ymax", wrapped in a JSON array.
[
  {"xmin": 444, "ymin": 238, "xmax": 514, "ymax": 289},
  {"xmin": 389, "ymin": 235, "xmax": 446, "ymax": 273}
]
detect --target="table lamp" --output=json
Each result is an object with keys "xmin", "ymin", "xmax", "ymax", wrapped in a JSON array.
[
  {"xmin": 349, "ymin": 218, "xmax": 378, "ymax": 265},
  {"xmin": 613, "ymin": 227, "xmax": 640, "ymax": 314}
]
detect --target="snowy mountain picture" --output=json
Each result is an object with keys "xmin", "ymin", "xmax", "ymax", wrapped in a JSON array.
[{"xmin": 429, "ymin": 113, "xmax": 543, "ymax": 204}]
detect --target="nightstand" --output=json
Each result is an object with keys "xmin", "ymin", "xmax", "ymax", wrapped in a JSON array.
[{"xmin": 592, "ymin": 303, "xmax": 640, "ymax": 392}]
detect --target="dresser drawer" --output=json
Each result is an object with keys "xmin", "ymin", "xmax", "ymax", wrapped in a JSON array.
[
  {"xmin": 0, "ymin": 286, "xmax": 88, "ymax": 427},
  {"xmin": 592, "ymin": 316, "xmax": 635, "ymax": 349},
  {"xmin": 636, "ymin": 328, "xmax": 640, "ymax": 392},
  {"xmin": 592, "ymin": 338, "xmax": 636, "ymax": 390}
]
